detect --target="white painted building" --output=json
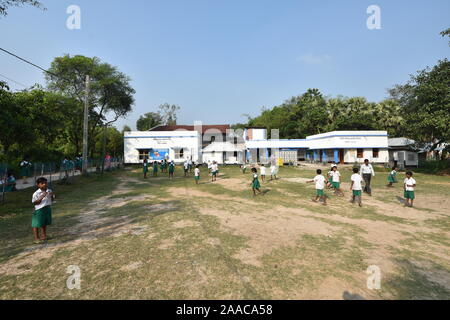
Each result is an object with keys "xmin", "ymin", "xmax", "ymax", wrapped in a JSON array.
[
  {"xmin": 124, "ymin": 125, "xmax": 390, "ymax": 165},
  {"xmin": 244, "ymin": 128, "xmax": 389, "ymax": 164},
  {"xmin": 124, "ymin": 131, "xmax": 201, "ymax": 164}
]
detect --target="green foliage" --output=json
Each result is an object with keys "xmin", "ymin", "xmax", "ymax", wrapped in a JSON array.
[
  {"xmin": 417, "ymin": 160, "xmax": 450, "ymax": 175},
  {"xmin": 246, "ymin": 89, "xmax": 405, "ymax": 139},
  {"xmin": 136, "ymin": 112, "xmax": 162, "ymax": 131},
  {"xmin": 389, "ymin": 59, "xmax": 450, "ymax": 153},
  {"xmin": 0, "ymin": 0, "xmax": 44, "ymax": 17}
]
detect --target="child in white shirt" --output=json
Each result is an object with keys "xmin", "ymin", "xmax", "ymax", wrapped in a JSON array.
[
  {"xmin": 404, "ymin": 171, "xmax": 417, "ymax": 207},
  {"xmin": 350, "ymin": 167, "xmax": 363, "ymax": 207},
  {"xmin": 194, "ymin": 165, "xmax": 200, "ymax": 185},
  {"xmin": 260, "ymin": 164, "xmax": 266, "ymax": 182},
  {"xmin": 307, "ymin": 169, "xmax": 327, "ymax": 205}
]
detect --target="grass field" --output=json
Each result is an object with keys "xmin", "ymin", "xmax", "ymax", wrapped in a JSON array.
[{"xmin": 0, "ymin": 165, "xmax": 449, "ymax": 300}]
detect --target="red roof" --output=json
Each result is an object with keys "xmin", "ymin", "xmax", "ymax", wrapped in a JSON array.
[{"xmin": 149, "ymin": 125, "xmax": 230, "ymax": 134}]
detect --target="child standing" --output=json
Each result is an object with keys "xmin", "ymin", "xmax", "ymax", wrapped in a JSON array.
[
  {"xmin": 260, "ymin": 164, "xmax": 266, "ymax": 182},
  {"xmin": 184, "ymin": 160, "xmax": 189, "ymax": 177},
  {"xmin": 143, "ymin": 158, "xmax": 149, "ymax": 179},
  {"xmin": 350, "ymin": 167, "xmax": 363, "ymax": 207},
  {"xmin": 251, "ymin": 168, "xmax": 262, "ymax": 196},
  {"xmin": 20, "ymin": 159, "xmax": 32, "ymax": 184},
  {"xmin": 168, "ymin": 161, "xmax": 175, "ymax": 180},
  {"xmin": 153, "ymin": 161, "xmax": 158, "ymax": 177},
  {"xmin": 308, "ymin": 169, "xmax": 327, "ymax": 205},
  {"xmin": 387, "ymin": 166, "xmax": 398, "ymax": 187},
  {"xmin": 32, "ymin": 177, "xmax": 55, "ymax": 244},
  {"xmin": 330, "ymin": 166, "xmax": 344, "ymax": 196},
  {"xmin": 194, "ymin": 165, "xmax": 200, "ymax": 185},
  {"xmin": 211, "ymin": 161, "xmax": 218, "ymax": 182},
  {"xmin": 403, "ymin": 171, "xmax": 416, "ymax": 207}
]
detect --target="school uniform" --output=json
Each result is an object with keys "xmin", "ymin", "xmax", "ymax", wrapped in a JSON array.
[
  {"xmin": 31, "ymin": 189, "xmax": 53, "ymax": 228},
  {"xmin": 260, "ymin": 167, "xmax": 266, "ymax": 177},
  {"xmin": 194, "ymin": 168, "xmax": 200, "ymax": 181},
  {"xmin": 20, "ymin": 161, "xmax": 32, "ymax": 177},
  {"xmin": 404, "ymin": 177, "xmax": 416, "ymax": 199},
  {"xmin": 388, "ymin": 170, "xmax": 397, "ymax": 183},
  {"xmin": 314, "ymin": 175, "xmax": 326, "ymax": 196},
  {"xmin": 143, "ymin": 162, "xmax": 148, "ymax": 173},
  {"xmin": 168, "ymin": 163, "xmax": 175, "ymax": 174},
  {"xmin": 351, "ymin": 173, "xmax": 363, "ymax": 197},
  {"xmin": 330, "ymin": 171, "xmax": 341, "ymax": 189},
  {"xmin": 252, "ymin": 173, "xmax": 261, "ymax": 189}
]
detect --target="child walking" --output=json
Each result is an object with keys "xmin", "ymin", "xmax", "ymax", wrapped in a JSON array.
[
  {"xmin": 194, "ymin": 165, "xmax": 200, "ymax": 185},
  {"xmin": 32, "ymin": 177, "xmax": 55, "ymax": 244},
  {"xmin": 403, "ymin": 171, "xmax": 416, "ymax": 207},
  {"xmin": 260, "ymin": 164, "xmax": 266, "ymax": 182},
  {"xmin": 350, "ymin": 167, "xmax": 363, "ymax": 207},
  {"xmin": 387, "ymin": 166, "xmax": 398, "ymax": 187},
  {"xmin": 251, "ymin": 168, "xmax": 262, "ymax": 196},
  {"xmin": 270, "ymin": 164, "xmax": 278, "ymax": 181},
  {"xmin": 308, "ymin": 169, "xmax": 327, "ymax": 205}
]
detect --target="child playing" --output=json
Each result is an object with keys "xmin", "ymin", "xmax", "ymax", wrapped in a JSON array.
[
  {"xmin": 241, "ymin": 164, "xmax": 247, "ymax": 174},
  {"xmin": 308, "ymin": 169, "xmax": 327, "ymax": 205},
  {"xmin": 250, "ymin": 167, "xmax": 262, "ymax": 196},
  {"xmin": 270, "ymin": 164, "xmax": 278, "ymax": 181},
  {"xmin": 168, "ymin": 161, "xmax": 175, "ymax": 180},
  {"xmin": 260, "ymin": 164, "xmax": 266, "ymax": 182},
  {"xmin": 350, "ymin": 167, "xmax": 363, "ymax": 207},
  {"xmin": 32, "ymin": 177, "xmax": 55, "ymax": 244},
  {"xmin": 403, "ymin": 171, "xmax": 416, "ymax": 207},
  {"xmin": 330, "ymin": 166, "xmax": 344, "ymax": 196},
  {"xmin": 194, "ymin": 165, "xmax": 200, "ymax": 185},
  {"xmin": 143, "ymin": 158, "xmax": 148, "ymax": 179},
  {"xmin": 387, "ymin": 166, "xmax": 398, "ymax": 187}
]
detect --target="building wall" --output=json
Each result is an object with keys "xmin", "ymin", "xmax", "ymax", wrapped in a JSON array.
[{"xmin": 124, "ymin": 131, "xmax": 200, "ymax": 164}]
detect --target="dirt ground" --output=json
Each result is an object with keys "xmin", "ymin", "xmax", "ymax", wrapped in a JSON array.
[{"xmin": 0, "ymin": 166, "xmax": 449, "ymax": 300}]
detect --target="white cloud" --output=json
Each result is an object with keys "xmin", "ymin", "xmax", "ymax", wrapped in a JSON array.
[{"xmin": 297, "ymin": 54, "xmax": 331, "ymax": 65}]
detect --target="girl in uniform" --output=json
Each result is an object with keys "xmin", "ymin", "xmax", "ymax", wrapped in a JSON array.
[
  {"xmin": 251, "ymin": 167, "xmax": 262, "ymax": 196},
  {"xmin": 387, "ymin": 166, "xmax": 398, "ymax": 187}
]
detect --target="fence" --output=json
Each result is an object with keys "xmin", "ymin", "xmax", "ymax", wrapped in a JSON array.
[{"xmin": 0, "ymin": 158, "xmax": 123, "ymax": 205}]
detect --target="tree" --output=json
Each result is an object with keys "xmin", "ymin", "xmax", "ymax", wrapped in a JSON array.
[
  {"xmin": 0, "ymin": 0, "xmax": 44, "ymax": 16},
  {"xmin": 136, "ymin": 112, "xmax": 162, "ymax": 131},
  {"xmin": 441, "ymin": 27, "xmax": 450, "ymax": 46},
  {"xmin": 158, "ymin": 103, "xmax": 180, "ymax": 125},
  {"xmin": 389, "ymin": 59, "xmax": 450, "ymax": 155},
  {"xmin": 45, "ymin": 54, "xmax": 135, "ymax": 156}
]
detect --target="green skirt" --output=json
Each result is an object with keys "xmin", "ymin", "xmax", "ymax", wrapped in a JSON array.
[
  {"xmin": 387, "ymin": 175, "xmax": 397, "ymax": 183},
  {"xmin": 143, "ymin": 167, "xmax": 148, "ymax": 173},
  {"xmin": 252, "ymin": 179, "xmax": 261, "ymax": 189},
  {"xmin": 32, "ymin": 206, "xmax": 52, "ymax": 228},
  {"xmin": 404, "ymin": 190, "xmax": 415, "ymax": 199}
]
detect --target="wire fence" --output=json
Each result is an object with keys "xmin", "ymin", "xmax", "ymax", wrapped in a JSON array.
[{"xmin": 0, "ymin": 157, "xmax": 123, "ymax": 205}]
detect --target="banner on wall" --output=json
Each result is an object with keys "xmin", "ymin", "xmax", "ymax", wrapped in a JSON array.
[{"xmin": 149, "ymin": 149, "xmax": 169, "ymax": 161}]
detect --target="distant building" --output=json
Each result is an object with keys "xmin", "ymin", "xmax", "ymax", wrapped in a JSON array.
[{"xmin": 388, "ymin": 138, "xmax": 419, "ymax": 168}]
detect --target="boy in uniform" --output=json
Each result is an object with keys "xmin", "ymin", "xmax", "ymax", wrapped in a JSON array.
[
  {"xmin": 32, "ymin": 177, "xmax": 55, "ymax": 244},
  {"xmin": 403, "ymin": 171, "xmax": 416, "ymax": 207}
]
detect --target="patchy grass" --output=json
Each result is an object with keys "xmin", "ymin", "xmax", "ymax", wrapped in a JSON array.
[{"xmin": 0, "ymin": 165, "xmax": 448, "ymax": 299}]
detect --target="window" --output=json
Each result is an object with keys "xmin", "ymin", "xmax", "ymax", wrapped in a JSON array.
[
  {"xmin": 174, "ymin": 148, "xmax": 184, "ymax": 159},
  {"xmin": 234, "ymin": 151, "xmax": 238, "ymax": 157},
  {"xmin": 138, "ymin": 149, "xmax": 150, "ymax": 160},
  {"xmin": 327, "ymin": 150, "xmax": 334, "ymax": 162},
  {"xmin": 373, "ymin": 148, "xmax": 379, "ymax": 158},
  {"xmin": 357, "ymin": 149, "xmax": 364, "ymax": 158},
  {"xmin": 211, "ymin": 136, "xmax": 216, "ymax": 142}
]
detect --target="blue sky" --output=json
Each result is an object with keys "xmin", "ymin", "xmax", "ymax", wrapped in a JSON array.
[{"xmin": 1, "ymin": 0, "xmax": 449, "ymax": 130}]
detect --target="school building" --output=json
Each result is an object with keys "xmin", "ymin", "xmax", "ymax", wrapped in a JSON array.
[
  {"xmin": 243, "ymin": 128, "xmax": 389, "ymax": 164},
  {"xmin": 124, "ymin": 125, "xmax": 390, "ymax": 165}
]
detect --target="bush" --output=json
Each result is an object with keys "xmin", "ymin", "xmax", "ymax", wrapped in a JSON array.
[{"xmin": 417, "ymin": 160, "xmax": 450, "ymax": 175}]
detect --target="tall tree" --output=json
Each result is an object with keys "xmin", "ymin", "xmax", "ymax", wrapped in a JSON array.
[
  {"xmin": 158, "ymin": 103, "xmax": 180, "ymax": 125},
  {"xmin": 389, "ymin": 59, "xmax": 450, "ymax": 154},
  {"xmin": 136, "ymin": 112, "xmax": 162, "ymax": 131},
  {"xmin": 45, "ymin": 54, "xmax": 135, "ymax": 156},
  {"xmin": 0, "ymin": 0, "xmax": 44, "ymax": 16}
]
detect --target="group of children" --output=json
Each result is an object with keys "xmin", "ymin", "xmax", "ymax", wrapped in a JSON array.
[
  {"xmin": 308, "ymin": 164, "xmax": 417, "ymax": 207},
  {"xmin": 29, "ymin": 159, "xmax": 417, "ymax": 245}
]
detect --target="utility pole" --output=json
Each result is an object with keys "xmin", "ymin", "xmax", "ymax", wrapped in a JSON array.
[
  {"xmin": 101, "ymin": 123, "xmax": 107, "ymax": 175},
  {"xmin": 82, "ymin": 75, "xmax": 90, "ymax": 175}
]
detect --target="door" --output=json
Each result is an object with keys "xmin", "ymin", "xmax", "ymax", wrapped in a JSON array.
[{"xmin": 339, "ymin": 150, "xmax": 345, "ymax": 164}]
